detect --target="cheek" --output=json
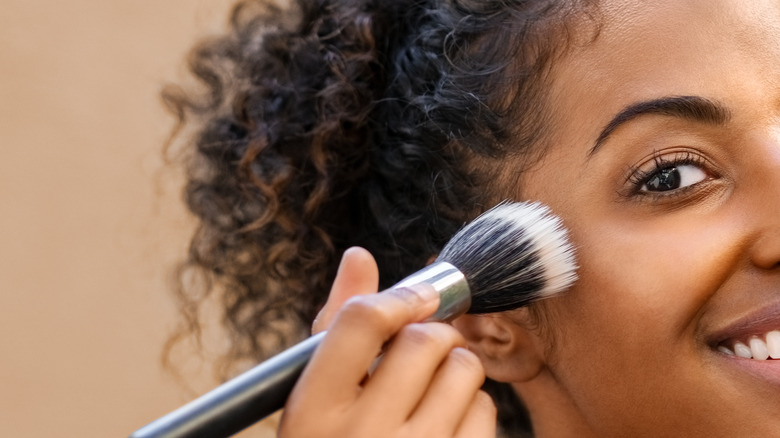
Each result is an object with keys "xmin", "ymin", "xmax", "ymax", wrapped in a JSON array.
[
  {"xmin": 575, "ymin": 210, "xmax": 742, "ymax": 326},
  {"xmin": 572, "ymin": 216, "xmax": 729, "ymax": 330},
  {"xmin": 540, "ymin": 210, "xmax": 745, "ymax": 429}
]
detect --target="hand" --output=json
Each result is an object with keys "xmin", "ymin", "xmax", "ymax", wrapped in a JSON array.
[{"xmin": 278, "ymin": 247, "xmax": 497, "ymax": 438}]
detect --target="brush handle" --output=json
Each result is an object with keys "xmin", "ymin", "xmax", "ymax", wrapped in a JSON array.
[
  {"xmin": 129, "ymin": 331, "xmax": 325, "ymax": 438},
  {"xmin": 129, "ymin": 262, "xmax": 469, "ymax": 438}
]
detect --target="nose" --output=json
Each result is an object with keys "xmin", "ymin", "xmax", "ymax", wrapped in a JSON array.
[
  {"xmin": 750, "ymin": 232, "xmax": 780, "ymax": 270},
  {"xmin": 747, "ymin": 127, "xmax": 780, "ymax": 270}
]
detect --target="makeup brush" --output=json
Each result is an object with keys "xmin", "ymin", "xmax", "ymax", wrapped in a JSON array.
[{"xmin": 129, "ymin": 201, "xmax": 578, "ymax": 438}]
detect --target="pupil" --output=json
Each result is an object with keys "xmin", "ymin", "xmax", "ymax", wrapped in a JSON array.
[{"xmin": 646, "ymin": 167, "xmax": 680, "ymax": 191}]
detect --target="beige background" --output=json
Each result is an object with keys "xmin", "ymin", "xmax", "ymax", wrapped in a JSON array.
[{"xmin": 0, "ymin": 1, "xmax": 276, "ymax": 436}]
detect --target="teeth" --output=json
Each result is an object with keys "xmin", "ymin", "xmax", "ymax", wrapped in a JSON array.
[
  {"xmin": 719, "ymin": 331, "xmax": 780, "ymax": 359},
  {"xmin": 733, "ymin": 341, "xmax": 753, "ymax": 358},
  {"xmin": 749, "ymin": 337, "xmax": 770, "ymax": 360},
  {"xmin": 768, "ymin": 331, "xmax": 780, "ymax": 359},
  {"xmin": 717, "ymin": 345, "xmax": 735, "ymax": 355}
]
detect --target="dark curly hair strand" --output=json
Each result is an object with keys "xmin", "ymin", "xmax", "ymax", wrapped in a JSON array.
[{"xmin": 164, "ymin": 0, "xmax": 595, "ymax": 435}]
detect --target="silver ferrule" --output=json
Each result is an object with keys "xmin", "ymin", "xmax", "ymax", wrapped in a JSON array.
[{"xmin": 392, "ymin": 261, "xmax": 471, "ymax": 322}]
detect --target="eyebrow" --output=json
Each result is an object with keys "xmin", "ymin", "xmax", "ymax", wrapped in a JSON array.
[{"xmin": 589, "ymin": 95, "xmax": 732, "ymax": 155}]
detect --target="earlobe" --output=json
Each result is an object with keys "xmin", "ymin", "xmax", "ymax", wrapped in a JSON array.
[{"xmin": 452, "ymin": 309, "xmax": 546, "ymax": 383}]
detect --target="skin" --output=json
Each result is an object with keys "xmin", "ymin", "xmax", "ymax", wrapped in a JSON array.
[
  {"xmin": 279, "ymin": 0, "xmax": 780, "ymax": 436},
  {"xmin": 279, "ymin": 248, "xmax": 496, "ymax": 438},
  {"xmin": 508, "ymin": 0, "xmax": 780, "ymax": 436}
]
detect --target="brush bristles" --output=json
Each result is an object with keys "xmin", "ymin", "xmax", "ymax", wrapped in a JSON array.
[{"xmin": 436, "ymin": 201, "xmax": 578, "ymax": 314}]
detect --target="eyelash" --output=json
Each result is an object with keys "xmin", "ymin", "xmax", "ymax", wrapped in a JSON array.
[{"xmin": 626, "ymin": 150, "xmax": 711, "ymax": 199}]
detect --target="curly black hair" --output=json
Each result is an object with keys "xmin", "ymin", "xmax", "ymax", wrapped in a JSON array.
[{"xmin": 164, "ymin": 0, "xmax": 595, "ymax": 435}]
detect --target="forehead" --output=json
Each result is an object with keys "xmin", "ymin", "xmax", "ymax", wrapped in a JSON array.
[
  {"xmin": 589, "ymin": 0, "xmax": 780, "ymax": 72},
  {"xmin": 545, "ymin": 0, "xmax": 780, "ymax": 149}
]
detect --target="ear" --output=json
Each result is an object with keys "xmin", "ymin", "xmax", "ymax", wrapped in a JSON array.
[{"xmin": 452, "ymin": 308, "xmax": 546, "ymax": 383}]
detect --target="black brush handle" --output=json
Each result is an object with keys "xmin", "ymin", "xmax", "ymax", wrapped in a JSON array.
[
  {"xmin": 130, "ymin": 262, "xmax": 470, "ymax": 438},
  {"xmin": 129, "ymin": 331, "xmax": 325, "ymax": 438}
]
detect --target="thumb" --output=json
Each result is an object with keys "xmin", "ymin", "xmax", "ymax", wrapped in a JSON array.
[{"xmin": 312, "ymin": 247, "xmax": 379, "ymax": 334}]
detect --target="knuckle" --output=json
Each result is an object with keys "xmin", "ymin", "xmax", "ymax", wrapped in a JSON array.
[
  {"xmin": 447, "ymin": 347, "xmax": 485, "ymax": 375},
  {"xmin": 340, "ymin": 295, "xmax": 376, "ymax": 319},
  {"xmin": 398, "ymin": 322, "xmax": 460, "ymax": 349},
  {"xmin": 339, "ymin": 296, "xmax": 394, "ymax": 329}
]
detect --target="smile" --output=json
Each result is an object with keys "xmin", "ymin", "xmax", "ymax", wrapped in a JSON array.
[
  {"xmin": 717, "ymin": 331, "xmax": 780, "ymax": 360},
  {"xmin": 709, "ymin": 301, "xmax": 780, "ymax": 362}
]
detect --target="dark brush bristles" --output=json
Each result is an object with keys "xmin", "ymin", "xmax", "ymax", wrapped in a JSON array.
[{"xmin": 436, "ymin": 201, "xmax": 578, "ymax": 314}]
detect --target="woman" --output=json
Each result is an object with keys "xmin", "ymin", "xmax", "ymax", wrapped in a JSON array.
[{"xmin": 167, "ymin": 0, "xmax": 780, "ymax": 436}]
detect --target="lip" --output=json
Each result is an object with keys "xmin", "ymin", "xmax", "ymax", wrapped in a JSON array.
[
  {"xmin": 705, "ymin": 300, "xmax": 780, "ymax": 391},
  {"xmin": 707, "ymin": 300, "xmax": 780, "ymax": 347},
  {"xmin": 712, "ymin": 351, "xmax": 780, "ymax": 393}
]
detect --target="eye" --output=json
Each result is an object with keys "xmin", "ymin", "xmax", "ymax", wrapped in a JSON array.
[
  {"xmin": 641, "ymin": 164, "xmax": 707, "ymax": 192},
  {"xmin": 627, "ymin": 150, "xmax": 716, "ymax": 199}
]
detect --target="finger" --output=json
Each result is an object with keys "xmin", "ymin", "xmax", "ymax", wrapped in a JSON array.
[
  {"xmin": 358, "ymin": 322, "xmax": 466, "ymax": 422},
  {"xmin": 293, "ymin": 284, "xmax": 441, "ymax": 407},
  {"xmin": 407, "ymin": 347, "xmax": 487, "ymax": 435},
  {"xmin": 454, "ymin": 390, "xmax": 497, "ymax": 438},
  {"xmin": 312, "ymin": 247, "xmax": 379, "ymax": 334}
]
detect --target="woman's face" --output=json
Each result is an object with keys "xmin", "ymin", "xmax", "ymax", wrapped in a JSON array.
[{"xmin": 517, "ymin": 0, "xmax": 780, "ymax": 436}]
